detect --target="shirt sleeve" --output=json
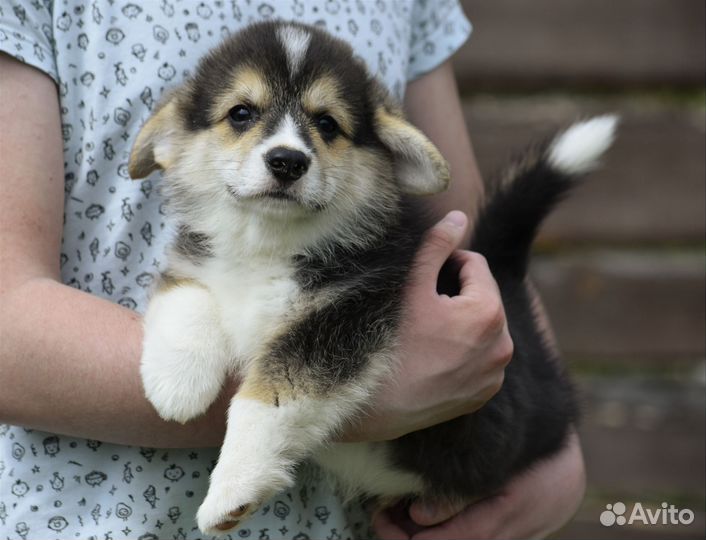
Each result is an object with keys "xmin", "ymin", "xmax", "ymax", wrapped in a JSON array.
[
  {"xmin": 407, "ymin": 0, "xmax": 472, "ymax": 82},
  {"xmin": 0, "ymin": 0, "xmax": 58, "ymax": 83}
]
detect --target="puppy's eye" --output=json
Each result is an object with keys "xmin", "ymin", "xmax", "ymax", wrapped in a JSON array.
[
  {"xmin": 228, "ymin": 104, "xmax": 254, "ymax": 124},
  {"xmin": 317, "ymin": 115, "xmax": 339, "ymax": 137}
]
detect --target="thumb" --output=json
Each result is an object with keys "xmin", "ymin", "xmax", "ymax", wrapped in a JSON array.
[
  {"xmin": 413, "ymin": 211, "xmax": 468, "ymax": 288},
  {"xmin": 409, "ymin": 498, "xmax": 468, "ymax": 527}
]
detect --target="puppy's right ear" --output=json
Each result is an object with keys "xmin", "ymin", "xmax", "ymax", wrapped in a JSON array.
[{"xmin": 128, "ymin": 100, "xmax": 181, "ymax": 180}]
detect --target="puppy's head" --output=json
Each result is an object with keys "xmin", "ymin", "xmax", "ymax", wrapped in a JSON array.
[{"xmin": 129, "ymin": 22, "xmax": 449, "ymax": 226}]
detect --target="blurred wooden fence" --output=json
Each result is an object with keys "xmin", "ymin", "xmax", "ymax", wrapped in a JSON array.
[{"xmin": 452, "ymin": 1, "xmax": 705, "ymax": 538}]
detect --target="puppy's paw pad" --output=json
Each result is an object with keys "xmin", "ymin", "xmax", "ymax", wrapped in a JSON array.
[
  {"xmin": 212, "ymin": 505, "xmax": 251, "ymax": 532},
  {"xmin": 197, "ymin": 488, "xmax": 263, "ymax": 534},
  {"xmin": 230, "ymin": 504, "xmax": 250, "ymax": 518},
  {"xmin": 214, "ymin": 519, "xmax": 240, "ymax": 532}
]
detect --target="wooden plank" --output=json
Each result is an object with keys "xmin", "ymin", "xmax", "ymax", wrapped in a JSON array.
[
  {"xmin": 454, "ymin": 0, "xmax": 706, "ymax": 89},
  {"xmin": 463, "ymin": 95, "xmax": 706, "ymax": 244},
  {"xmin": 530, "ymin": 252, "xmax": 705, "ymax": 358},
  {"xmin": 554, "ymin": 375, "xmax": 706, "ymax": 539}
]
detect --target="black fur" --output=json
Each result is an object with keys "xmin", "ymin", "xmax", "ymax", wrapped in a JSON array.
[
  {"xmin": 266, "ymin": 200, "xmax": 430, "ymax": 390},
  {"xmin": 248, "ymin": 139, "xmax": 580, "ymax": 504},
  {"xmin": 392, "ymin": 151, "xmax": 579, "ymax": 500},
  {"xmin": 180, "ymin": 22, "xmax": 382, "ymax": 150},
  {"xmin": 276, "ymin": 138, "xmax": 578, "ymax": 501},
  {"xmin": 173, "ymin": 224, "xmax": 214, "ymax": 263}
]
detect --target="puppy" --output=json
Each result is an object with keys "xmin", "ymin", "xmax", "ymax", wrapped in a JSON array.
[{"xmin": 129, "ymin": 21, "xmax": 616, "ymax": 535}]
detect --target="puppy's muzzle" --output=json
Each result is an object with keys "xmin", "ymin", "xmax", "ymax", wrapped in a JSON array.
[{"xmin": 265, "ymin": 146, "xmax": 310, "ymax": 185}]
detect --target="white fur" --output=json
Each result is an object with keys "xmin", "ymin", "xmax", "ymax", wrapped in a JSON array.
[
  {"xmin": 198, "ymin": 396, "xmax": 350, "ymax": 534},
  {"xmin": 548, "ymin": 115, "xmax": 618, "ymax": 174},
  {"xmin": 232, "ymin": 114, "xmax": 320, "ymax": 204},
  {"xmin": 166, "ymin": 124, "xmax": 392, "ymax": 261},
  {"xmin": 141, "ymin": 284, "xmax": 232, "ymax": 423},
  {"xmin": 315, "ymin": 442, "xmax": 424, "ymax": 501},
  {"xmin": 200, "ymin": 257, "xmax": 300, "ymax": 363},
  {"xmin": 195, "ymin": 350, "xmax": 396, "ymax": 533},
  {"xmin": 277, "ymin": 25, "xmax": 311, "ymax": 76}
]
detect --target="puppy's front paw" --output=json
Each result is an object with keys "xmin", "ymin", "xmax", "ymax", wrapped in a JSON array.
[
  {"xmin": 196, "ymin": 442, "xmax": 296, "ymax": 535},
  {"xmin": 141, "ymin": 284, "xmax": 230, "ymax": 423},
  {"xmin": 141, "ymin": 361, "xmax": 219, "ymax": 423}
]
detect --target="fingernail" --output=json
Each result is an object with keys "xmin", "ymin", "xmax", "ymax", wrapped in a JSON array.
[{"xmin": 443, "ymin": 211, "xmax": 466, "ymax": 228}]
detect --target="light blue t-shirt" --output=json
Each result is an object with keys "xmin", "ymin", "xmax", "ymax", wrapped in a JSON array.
[{"xmin": 0, "ymin": 1, "xmax": 471, "ymax": 538}]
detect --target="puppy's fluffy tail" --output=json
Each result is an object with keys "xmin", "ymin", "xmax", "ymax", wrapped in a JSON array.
[{"xmin": 470, "ymin": 115, "xmax": 618, "ymax": 281}]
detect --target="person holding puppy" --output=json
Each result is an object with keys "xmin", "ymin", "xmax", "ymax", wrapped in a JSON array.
[{"xmin": 0, "ymin": 1, "xmax": 584, "ymax": 538}]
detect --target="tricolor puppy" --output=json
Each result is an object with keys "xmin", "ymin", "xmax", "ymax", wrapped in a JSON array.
[{"xmin": 129, "ymin": 21, "xmax": 616, "ymax": 535}]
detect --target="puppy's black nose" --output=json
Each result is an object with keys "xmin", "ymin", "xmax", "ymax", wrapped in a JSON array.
[{"xmin": 265, "ymin": 147, "xmax": 310, "ymax": 184}]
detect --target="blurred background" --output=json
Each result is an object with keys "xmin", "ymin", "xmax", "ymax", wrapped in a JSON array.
[{"xmin": 452, "ymin": 1, "xmax": 705, "ymax": 538}]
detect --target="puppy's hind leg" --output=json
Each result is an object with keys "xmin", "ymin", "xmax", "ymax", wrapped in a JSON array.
[{"xmin": 196, "ymin": 365, "xmax": 364, "ymax": 535}]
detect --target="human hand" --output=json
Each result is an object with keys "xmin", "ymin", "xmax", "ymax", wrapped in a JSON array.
[
  {"xmin": 373, "ymin": 430, "xmax": 586, "ymax": 539},
  {"xmin": 343, "ymin": 211, "xmax": 513, "ymax": 442}
]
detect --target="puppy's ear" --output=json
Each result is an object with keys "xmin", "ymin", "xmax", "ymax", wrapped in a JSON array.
[
  {"xmin": 128, "ymin": 100, "xmax": 181, "ymax": 180},
  {"xmin": 375, "ymin": 108, "xmax": 450, "ymax": 195}
]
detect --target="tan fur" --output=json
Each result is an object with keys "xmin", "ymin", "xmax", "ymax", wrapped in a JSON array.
[
  {"xmin": 128, "ymin": 100, "xmax": 182, "ymax": 178},
  {"xmin": 156, "ymin": 273, "xmax": 201, "ymax": 293},
  {"xmin": 238, "ymin": 376, "xmax": 278, "ymax": 405},
  {"xmin": 238, "ymin": 367, "xmax": 303, "ymax": 407},
  {"xmin": 375, "ymin": 107, "xmax": 450, "ymax": 195},
  {"xmin": 301, "ymin": 76, "xmax": 354, "ymax": 135},
  {"xmin": 209, "ymin": 68, "xmax": 272, "ymax": 123},
  {"xmin": 309, "ymin": 124, "xmax": 353, "ymax": 164},
  {"xmin": 211, "ymin": 118, "xmax": 266, "ymax": 158}
]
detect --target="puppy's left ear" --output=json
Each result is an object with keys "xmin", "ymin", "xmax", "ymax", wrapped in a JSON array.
[
  {"xmin": 375, "ymin": 108, "xmax": 450, "ymax": 195},
  {"xmin": 128, "ymin": 100, "xmax": 181, "ymax": 180}
]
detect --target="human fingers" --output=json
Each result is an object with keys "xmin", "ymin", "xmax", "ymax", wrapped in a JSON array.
[
  {"xmin": 412, "ymin": 495, "xmax": 509, "ymax": 540},
  {"xmin": 411, "ymin": 211, "xmax": 468, "ymax": 293},
  {"xmin": 409, "ymin": 498, "xmax": 468, "ymax": 527},
  {"xmin": 372, "ymin": 507, "xmax": 412, "ymax": 540},
  {"xmin": 452, "ymin": 250, "xmax": 512, "ymax": 351}
]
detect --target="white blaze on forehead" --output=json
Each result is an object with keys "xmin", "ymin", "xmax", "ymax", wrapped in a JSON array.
[{"xmin": 277, "ymin": 25, "xmax": 311, "ymax": 76}]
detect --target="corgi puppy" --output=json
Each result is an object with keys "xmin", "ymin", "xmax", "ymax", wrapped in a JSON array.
[{"xmin": 129, "ymin": 21, "xmax": 616, "ymax": 535}]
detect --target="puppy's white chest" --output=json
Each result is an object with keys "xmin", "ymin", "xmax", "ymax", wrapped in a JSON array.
[{"xmin": 206, "ymin": 260, "xmax": 299, "ymax": 364}]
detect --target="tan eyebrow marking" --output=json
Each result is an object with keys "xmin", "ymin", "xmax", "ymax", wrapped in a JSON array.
[
  {"xmin": 301, "ymin": 75, "xmax": 354, "ymax": 136},
  {"xmin": 210, "ymin": 67, "xmax": 272, "ymax": 123}
]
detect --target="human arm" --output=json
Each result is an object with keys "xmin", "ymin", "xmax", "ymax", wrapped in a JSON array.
[
  {"xmin": 0, "ymin": 53, "xmax": 233, "ymax": 447},
  {"xmin": 405, "ymin": 60, "xmax": 484, "ymax": 246}
]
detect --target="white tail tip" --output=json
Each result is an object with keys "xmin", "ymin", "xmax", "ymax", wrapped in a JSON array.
[{"xmin": 548, "ymin": 115, "xmax": 618, "ymax": 174}]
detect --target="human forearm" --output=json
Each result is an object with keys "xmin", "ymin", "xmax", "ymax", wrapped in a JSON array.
[
  {"xmin": 0, "ymin": 277, "xmax": 230, "ymax": 447},
  {"xmin": 405, "ymin": 61, "xmax": 484, "ymax": 246},
  {"xmin": 0, "ymin": 55, "xmax": 229, "ymax": 448}
]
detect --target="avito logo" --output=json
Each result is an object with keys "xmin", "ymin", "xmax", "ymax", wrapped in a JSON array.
[{"xmin": 600, "ymin": 501, "xmax": 695, "ymax": 527}]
